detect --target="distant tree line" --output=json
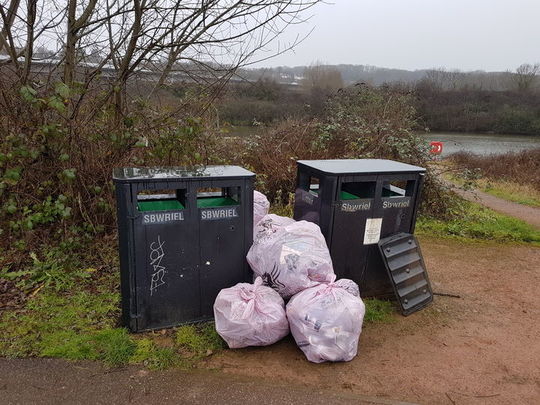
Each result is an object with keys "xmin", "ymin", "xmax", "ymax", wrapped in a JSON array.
[{"xmin": 219, "ymin": 63, "xmax": 540, "ymax": 136}]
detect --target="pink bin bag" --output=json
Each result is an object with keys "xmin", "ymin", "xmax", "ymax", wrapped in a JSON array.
[
  {"xmin": 247, "ymin": 219, "xmax": 335, "ymax": 299},
  {"xmin": 214, "ymin": 277, "xmax": 290, "ymax": 349},
  {"xmin": 286, "ymin": 277, "xmax": 366, "ymax": 363}
]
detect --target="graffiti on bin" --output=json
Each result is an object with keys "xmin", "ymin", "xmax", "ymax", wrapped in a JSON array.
[{"xmin": 149, "ymin": 235, "xmax": 166, "ymax": 296}]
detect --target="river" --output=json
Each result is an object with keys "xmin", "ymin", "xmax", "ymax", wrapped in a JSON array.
[
  {"xmin": 226, "ymin": 125, "xmax": 540, "ymax": 156},
  {"xmin": 422, "ymin": 132, "xmax": 540, "ymax": 156}
]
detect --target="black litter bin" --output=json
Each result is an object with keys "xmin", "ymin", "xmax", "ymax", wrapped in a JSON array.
[
  {"xmin": 113, "ymin": 166, "xmax": 254, "ymax": 332},
  {"xmin": 293, "ymin": 159, "xmax": 425, "ymax": 298}
]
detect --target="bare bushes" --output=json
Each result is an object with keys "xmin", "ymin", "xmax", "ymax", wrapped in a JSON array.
[
  {"xmin": 240, "ymin": 119, "xmax": 324, "ymax": 200},
  {"xmin": 450, "ymin": 149, "xmax": 540, "ymax": 191},
  {"xmin": 238, "ymin": 86, "xmax": 456, "ymax": 217}
]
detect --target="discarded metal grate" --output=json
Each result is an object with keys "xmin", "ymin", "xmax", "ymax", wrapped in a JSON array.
[{"xmin": 378, "ymin": 232, "xmax": 433, "ymax": 315}]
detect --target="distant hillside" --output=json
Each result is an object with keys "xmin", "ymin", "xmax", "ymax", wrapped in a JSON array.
[{"xmin": 239, "ymin": 64, "xmax": 512, "ymax": 91}]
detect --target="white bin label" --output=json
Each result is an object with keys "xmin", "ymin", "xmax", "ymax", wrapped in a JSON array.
[{"xmin": 364, "ymin": 218, "xmax": 382, "ymax": 245}]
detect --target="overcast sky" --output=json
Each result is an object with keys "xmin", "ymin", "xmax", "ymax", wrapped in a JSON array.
[{"xmin": 254, "ymin": 0, "xmax": 540, "ymax": 72}]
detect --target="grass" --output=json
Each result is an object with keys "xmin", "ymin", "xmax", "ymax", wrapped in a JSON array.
[
  {"xmin": 2, "ymin": 197, "xmax": 536, "ymax": 370},
  {"xmin": 130, "ymin": 338, "xmax": 178, "ymax": 370},
  {"xmin": 0, "ymin": 244, "xmax": 225, "ymax": 370},
  {"xmin": 363, "ymin": 299, "xmax": 395, "ymax": 323},
  {"xmin": 416, "ymin": 200, "xmax": 540, "ymax": 244},
  {"xmin": 480, "ymin": 179, "xmax": 540, "ymax": 207},
  {"xmin": 0, "ymin": 244, "xmax": 396, "ymax": 370},
  {"xmin": 176, "ymin": 323, "xmax": 226, "ymax": 358},
  {"xmin": 446, "ymin": 172, "xmax": 540, "ymax": 208},
  {"xmin": 449, "ymin": 149, "xmax": 540, "ymax": 192},
  {"xmin": 447, "ymin": 149, "xmax": 540, "ymax": 207}
]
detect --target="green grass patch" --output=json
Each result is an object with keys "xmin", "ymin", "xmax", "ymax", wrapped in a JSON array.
[
  {"xmin": 0, "ymin": 244, "xmax": 226, "ymax": 369},
  {"xmin": 364, "ymin": 299, "xmax": 395, "ymax": 323},
  {"xmin": 445, "ymin": 172, "xmax": 540, "ymax": 208},
  {"xmin": 131, "ymin": 338, "xmax": 178, "ymax": 370},
  {"xmin": 40, "ymin": 328, "xmax": 135, "ymax": 366},
  {"xmin": 417, "ymin": 201, "xmax": 540, "ymax": 244},
  {"xmin": 176, "ymin": 323, "xmax": 225, "ymax": 358},
  {"xmin": 482, "ymin": 183, "xmax": 540, "ymax": 208}
]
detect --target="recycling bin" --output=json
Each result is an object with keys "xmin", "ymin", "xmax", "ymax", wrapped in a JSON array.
[
  {"xmin": 293, "ymin": 159, "xmax": 425, "ymax": 298},
  {"xmin": 113, "ymin": 166, "xmax": 254, "ymax": 332}
]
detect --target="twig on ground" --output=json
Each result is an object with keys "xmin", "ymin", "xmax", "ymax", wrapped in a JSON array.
[
  {"xmin": 450, "ymin": 391, "xmax": 501, "ymax": 398},
  {"xmin": 472, "ymin": 394, "xmax": 500, "ymax": 398},
  {"xmin": 29, "ymin": 283, "xmax": 45, "ymax": 298},
  {"xmin": 434, "ymin": 292, "xmax": 461, "ymax": 298}
]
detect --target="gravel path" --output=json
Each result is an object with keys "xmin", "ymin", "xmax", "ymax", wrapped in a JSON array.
[{"xmin": 450, "ymin": 184, "xmax": 540, "ymax": 228}]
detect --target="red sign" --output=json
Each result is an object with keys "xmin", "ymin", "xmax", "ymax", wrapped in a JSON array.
[{"xmin": 430, "ymin": 141, "xmax": 443, "ymax": 155}]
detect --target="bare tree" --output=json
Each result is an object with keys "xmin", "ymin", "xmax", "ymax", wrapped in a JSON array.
[
  {"xmin": 302, "ymin": 63, "xmax": 344, "ymax": 92},
  {"xmin": 0, "ymin": 0, "xmax": 320, "ymax": 114},
  {"xmin": 423, "ymin": 67, "xmax": 462, "ymax": 90},
  {"xmin": 512, "ymin": 63, "xmax": 540, "ymax": 92}
]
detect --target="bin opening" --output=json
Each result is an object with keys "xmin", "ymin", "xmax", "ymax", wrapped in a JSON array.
[
  {"xmin": 308, "ymin": 177, "xmax": 320, "ymax": 196},
  {"xmin": 382, "ymin": 180, "xmax": 414, "ymax": 198},
  {"xmin": 197, "ymin": 187, "xmax": 240, "ymax": 208},
  {"xmin": 137, "ymin": 189, "xmax": 186, "ymax": 212},
  {"xmin": 340, "ymin": 181, "xmax": 376, "ymax": 200}
]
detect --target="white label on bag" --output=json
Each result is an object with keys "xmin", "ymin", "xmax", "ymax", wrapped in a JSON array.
[{"xmin": 364, "ymin": 218, "xmax": 382, "ymax": 245}]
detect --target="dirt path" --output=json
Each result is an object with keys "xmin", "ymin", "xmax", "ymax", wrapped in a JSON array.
[
  {"xmin": 205, "ymin": 238, "xmax": 540, "ymax": 404},
  {"xmin": 0, "ymin": 358, "xmax": 416, "ymax": 405},
  {"xmin": 450, "ymin": 184, "xmax": 540, "ymax": 229},
  {"xmin": 1, "ymin": 238, "xmax": 539, "ymax": 404}
]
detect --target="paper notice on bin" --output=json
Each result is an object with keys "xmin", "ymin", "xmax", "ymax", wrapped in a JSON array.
[{"xmin": 364, "ymin": 218, "xmax": 382, "ymax": 245}]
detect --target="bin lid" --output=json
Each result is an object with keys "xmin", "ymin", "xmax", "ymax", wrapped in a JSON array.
[
  {"xmin": 377, "ymin": 232, "xmax": 433, "ymax": 316},
  {"xmin": 297, "ymin": 159, "xmax": 425, "ymax": 175},
  {"xmin": 113, "ymin": 166, "xmax": 255, "ymax": 182}
]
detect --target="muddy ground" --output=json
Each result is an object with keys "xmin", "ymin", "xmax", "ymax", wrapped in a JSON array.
[
  {"xmin": 2, "ymin": 237, "xmax": 539, "ymax": 404},
  {"xmin": 205, "ymin": 237, "xmax": 540, "ymax": 404}
]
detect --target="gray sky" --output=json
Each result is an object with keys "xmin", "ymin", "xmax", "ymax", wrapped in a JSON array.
[{"xmin": 254, "ymin": 0, "xmax": 540, "ymax": 71}]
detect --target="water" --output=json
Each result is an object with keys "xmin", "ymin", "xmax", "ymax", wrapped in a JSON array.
[
  {"xmin": 422, "ymin": 132, "xmax": 540, "ymax": 156},
  {"xmin": 226, "ymin": 126, "xmax": 540, "ymax": 156}
]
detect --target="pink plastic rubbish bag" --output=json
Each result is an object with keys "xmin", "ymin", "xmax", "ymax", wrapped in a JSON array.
[
  {"xmin": 286, "ymin": 278, "xmax": 366, "ymax": 363},
  {"xmin": 334, "ymin": 278, "xmax": 360, "ymax": 298},
  {"xmin": 247, "ymin": 219, "xmax": 335, "ymax": 299},
  {"xmin": 253, "ymin": 214, "xmax": 296, "ymax": 243},
  {"xmin": 213, "ymin": 277, "xmax": 289, "ymax": 349},
  {"xmin": 253, "ymin": 191, "xmax": 270, "ymax": 227}
]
